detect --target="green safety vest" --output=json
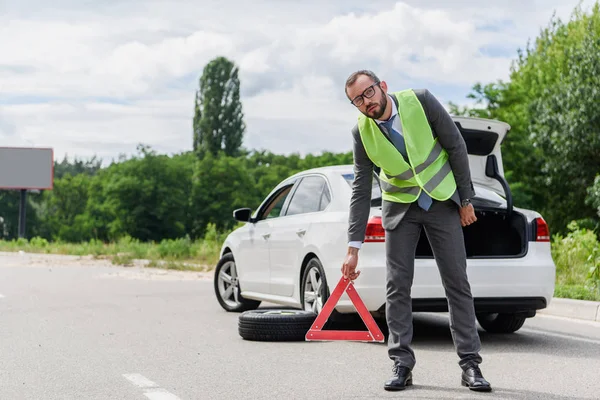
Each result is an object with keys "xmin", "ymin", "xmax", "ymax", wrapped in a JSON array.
[{"xmin": 357, "ymin": 89, "xmax": 457, "ymax": 204}]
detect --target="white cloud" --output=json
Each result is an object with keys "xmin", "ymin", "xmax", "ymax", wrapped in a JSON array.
[
  {"xmin": 0, "ymin": 110, "xmax": 17, "ymax": 138},
  {"xmin": 1, "ymin": 101, "xmax": 191, "ymax": 163},
  {"xmin": 0, "ymin": 0, "xmax": 596, "ymax": 164},
  {"xmin": 275, "ymin": 3, "xmax": 508, "ymax": 86}
]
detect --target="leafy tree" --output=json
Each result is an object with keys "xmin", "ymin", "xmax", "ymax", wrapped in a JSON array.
[
  {"xmin": 54, "ymin": 155, "xmax": 102, "ymax": 179},
  {"xmin": 586, "ymin": 176, "xmax": 600, "ymax": 232},
  {"xmin": 189, "ymin": 151, "xmax": 259, "ymax": 237},
  {"xmin": 529, "ymin": 21, "xmax": 600, "ymax": 231},
  {"xmin": 83, "ymin": 145, "xmax": 192, "ymax": 242},
  {"xmin": 36, "ymin": 173, "xmax": 92, "ymax": 242},
  {"xmin": 193, "ymin": 56, "xmax": 245, "ymax": 157}
]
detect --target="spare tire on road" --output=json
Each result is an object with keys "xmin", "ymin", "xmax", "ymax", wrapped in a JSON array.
[{"xmin": 238, "ymin": 309, "xmax": 317, "ymax": 342}]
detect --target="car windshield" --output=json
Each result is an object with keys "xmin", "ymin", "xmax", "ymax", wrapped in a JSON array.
[{"xmin": 342, "ymin": 172, "xmax": 382, "ymax": 206}]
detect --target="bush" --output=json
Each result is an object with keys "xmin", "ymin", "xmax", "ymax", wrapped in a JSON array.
[
  {"xmin": 156, "ymin": 237, "xmax": 193, "ymax": 260},
  {"xmin": 29, "ymin": 236, "xmax": 49, "ymax": 248},
  {"xmin": 587, "ymin": 247, "xmax": 600, "ymax": 294},
  {"xmin": 552, "ymin": 221, "xmax": 600, "ymax": 299}
]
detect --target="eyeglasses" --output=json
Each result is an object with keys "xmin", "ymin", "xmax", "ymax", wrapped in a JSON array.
[{"xmin": 350, "ymin": 82, "xmax": 380, "ymax": 107}]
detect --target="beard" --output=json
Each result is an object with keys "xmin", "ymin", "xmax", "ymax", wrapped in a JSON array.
[{"xmin": 364, "ymin": 94, "xmax": 387, "ymax": 120}]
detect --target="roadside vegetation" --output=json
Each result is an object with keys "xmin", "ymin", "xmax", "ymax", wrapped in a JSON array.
[
  {"xmin": 0, "ymin": 223, "xmax": 230, "ymax": 272},
  {"xmin": 551, "ymin": 222, "xmax": 600, "ymax": 301}
]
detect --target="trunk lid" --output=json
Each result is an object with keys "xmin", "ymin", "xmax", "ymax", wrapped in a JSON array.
[{"xmin": 451, "ymin": 116, "xmax": 511, "ymax": 198}]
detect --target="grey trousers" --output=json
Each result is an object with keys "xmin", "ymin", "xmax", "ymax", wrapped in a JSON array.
[{"xmin": 384, "ymin": 199, "xmax": 482, "ymax": 370}]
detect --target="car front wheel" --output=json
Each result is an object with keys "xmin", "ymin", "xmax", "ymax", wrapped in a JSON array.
[
  {"xmin": 300, "ymin": 257, "xmax": 329, "ymax": 314},
  {"xmin": 214, "ymin": 253, "xmax": 261, "ymax": 312}
]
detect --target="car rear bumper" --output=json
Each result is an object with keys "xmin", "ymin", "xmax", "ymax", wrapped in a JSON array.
[
  {"xmin": 325, "ymin": 242, "xmax": 556, "ymax": 314},
  {"xmin": 409, "ymin": 297, "xmax": 547, "ymax": 314}
]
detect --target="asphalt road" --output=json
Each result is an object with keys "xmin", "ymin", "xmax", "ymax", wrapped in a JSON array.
[{"xmin": 1, "ymin": 253, "xmax": 600, "ymax": 400}]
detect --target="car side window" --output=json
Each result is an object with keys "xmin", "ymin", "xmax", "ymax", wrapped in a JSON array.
[
  {"xmin": 257, "ymin": 185, "xmax": 294, "ymax": 220},
  {"xmin": 342, "ymin": 172, "xmax": 381, "ymax": 199},
  {"xmin": 285, "ymin": 176, "xmax": 329, "ymax": 216},
  {"xmin": 320, "ymin": 182, "xmax": 331, "ymax": 211}
]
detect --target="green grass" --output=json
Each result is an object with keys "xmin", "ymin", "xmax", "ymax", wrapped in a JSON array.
[
  {"xmin": 0, "ymin": 233, "xmax": 224, "ymax": 271},
  {"xmin": 554, "ymin": 284, "xmax": 600, "ymax": 301}
]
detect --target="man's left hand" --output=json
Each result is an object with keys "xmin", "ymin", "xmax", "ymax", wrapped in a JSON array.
[{"xmin": 459, "ymin": 203, "xmax": 477, "ymax": 227}]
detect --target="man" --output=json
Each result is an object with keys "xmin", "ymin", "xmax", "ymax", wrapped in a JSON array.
[{"xmin": 341, "ymin": 70, "xmax": 492, "ymax": 393}]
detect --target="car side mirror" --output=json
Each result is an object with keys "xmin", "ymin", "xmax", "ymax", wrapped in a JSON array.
[{"xmin": 233, "ymin": 208, "xmax": 253, "ymax": 222}]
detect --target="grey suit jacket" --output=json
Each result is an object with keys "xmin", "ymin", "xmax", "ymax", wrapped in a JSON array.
[{"xmin": 347, "ymin": 89, "xmax": 476, "ymax": 243}]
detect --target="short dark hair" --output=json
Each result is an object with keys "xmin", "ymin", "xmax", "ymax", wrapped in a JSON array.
[{"xmin": 345, "ymin": 70, "xmax": 380, "ymax": 98}]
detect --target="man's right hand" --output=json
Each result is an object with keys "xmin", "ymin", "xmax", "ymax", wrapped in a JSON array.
[{"xmin": 341, "ymin": 247, "xmax": 361, "ymax": 281}]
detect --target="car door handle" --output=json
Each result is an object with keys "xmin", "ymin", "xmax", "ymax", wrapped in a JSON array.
[
  {"xmin": 296, "ymin": 229, "xmax": 306, "ymax": 237},
  {"xmin": 262, "ymin": 233, "xmax": 270, "ymax": 240}
]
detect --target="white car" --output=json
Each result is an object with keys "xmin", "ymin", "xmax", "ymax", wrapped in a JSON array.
[{"xmin": 214, "ymin": 116, "xmax": 556, "ymax": 334}]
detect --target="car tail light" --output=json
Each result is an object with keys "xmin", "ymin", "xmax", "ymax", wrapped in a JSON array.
[
  {"xmin": 364, "ymin": 216, "xmax": 385, "ymax": 242},
  {"xmin": 534, "ymin": 217, "xmax": 550, "ymax": 242}
]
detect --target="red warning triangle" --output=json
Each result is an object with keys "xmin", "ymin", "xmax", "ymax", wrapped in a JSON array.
[{"xmin": 305, "ymin": 276, "xmax": 385, "ymax": 343}]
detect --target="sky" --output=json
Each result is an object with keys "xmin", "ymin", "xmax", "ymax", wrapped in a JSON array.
[{"xmin": 0, "ymin": 0, "xmax": 596, "ymax": 165}]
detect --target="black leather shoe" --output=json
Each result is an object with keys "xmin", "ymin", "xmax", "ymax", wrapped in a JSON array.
[
  {"xmin": 384, "ymin": 365, "xmax": 413, "ymax": 391},
  {"xmin": 461, "ymin": 366, "xmax": 492, "ymax": 392}
]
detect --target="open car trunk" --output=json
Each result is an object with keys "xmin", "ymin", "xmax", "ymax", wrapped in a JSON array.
[
  {"xmin": 415, "ymin": 204, "xmax": 529, "ymax": 259},
  {"xmin": 417, "ymin": 117, "xmax": 527, "ymax": 258}
]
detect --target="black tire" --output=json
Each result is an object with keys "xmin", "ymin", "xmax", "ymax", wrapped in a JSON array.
[
  {"xmin": 476, "ymin": 313, "xmax": 526, "ymax": 333},
  {"xmin": 300, "ymin": 257, "xmax": 330, "ymax": 314},
  {"xmin": 238, "ymin": 309, "xmax": 316, "ymax": 341},
  {"xmin": 214, "ymin": 253, "xmax": 261, "ymax": 312}
]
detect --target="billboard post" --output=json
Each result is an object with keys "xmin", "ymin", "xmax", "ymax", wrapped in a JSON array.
[
  {"xmin": 0, "ymin": 147, "xmax": 54, "ymax": 239},
  {"xmin": 19, "ymin": 189, "xmax": 27, "ymax": 239}
]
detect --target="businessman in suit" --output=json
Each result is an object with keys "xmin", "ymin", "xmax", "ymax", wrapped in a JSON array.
[{"xmin": 341, "ymin": 70, "xmax": 492, "ymax": 392}]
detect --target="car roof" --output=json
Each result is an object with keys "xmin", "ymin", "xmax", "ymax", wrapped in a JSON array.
[{"xmin": 287, "ymin": 164, "xmax": 354, "ymax": 179}]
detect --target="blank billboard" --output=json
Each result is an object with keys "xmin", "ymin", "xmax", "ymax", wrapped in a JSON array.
[{"xmin": 0, "ymin": 147, "xmax": 54, "ymax": 190}]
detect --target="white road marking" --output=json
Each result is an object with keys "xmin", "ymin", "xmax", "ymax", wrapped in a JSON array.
[
  {"xmin": 520, "ymin": 328, "xmax": 600, "ymax": 345},
  {"xmin": 123, "ymin": 373, "xmax": 158, "ymax": 388},
  {"xmin": 123, "ymin": 374, "xmax": 181, "ymax": 400},
  {"xmin": 144, "ymin": 389, "xmax": 183, "ymax": 400}
]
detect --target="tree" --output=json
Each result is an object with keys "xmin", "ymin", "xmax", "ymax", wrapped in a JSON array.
[
  {"xmin": 189, "ymin": 152, "xmax": 259, "ymax": 238},
  {"xmin": 81, "ymin": 145, "xmax": 192, "ymax": 242},
  {"xmin": 36, "ymin": 173, "xmax": 92, "ymax": 242},
  {"xmin": 54, "ymin": 155, "xmax": 102, "ymax": 179},
  {"xmin": 587, "ymin": 175, "xmax": 600, "ymax": 220},
  {"xmin": 528, "ymin": 20, "xmax": 600, "ymax": 231},
  {"xmin": 193, "ymin": 56, "xmax": 245, "ymax": 157}
]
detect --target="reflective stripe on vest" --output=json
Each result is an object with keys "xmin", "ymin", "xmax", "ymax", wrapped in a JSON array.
[
  {"xmin": 357, "ymin": 89, "xmax": 457, "ymax": 203},
  {"xmin": 383, "ymin": 140, "xmax": 444, "ymax": 181}
]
